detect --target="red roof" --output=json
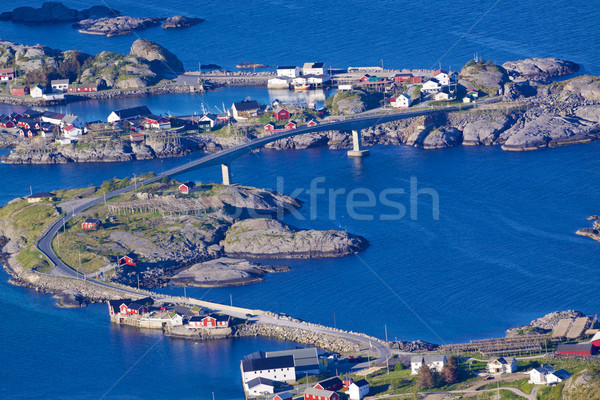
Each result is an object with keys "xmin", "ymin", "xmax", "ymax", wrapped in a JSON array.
[
  {"xmin": 64, "ymin": 125, "xmax": 75, "ymax": 131},
  {"xmin": 433, "ymin": 69, "xmax": 449, "ymax": 76}
]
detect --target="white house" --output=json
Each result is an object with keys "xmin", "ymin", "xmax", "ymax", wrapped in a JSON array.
[
  {"xmin": 528, "ymin": 365, "xmax": 554, "ymax": 384},
  {"xmin": 338, "ymin": 84, "xmax": 354, "ymax": 91},
  {"xmin": 348, "ymin": 379, "xmax": 370, "ymax": 400},
  {"xmin": 267, "ymin": 77, "xmax": 292, "ymax": 89},
  {"xmin": 546, "ymin": 369, "xmax": 571, "ymax": 385},
  {"xmin": 433, "ymin": 69, "xmax": 450, "ymax": 86},
  {"xmin": 30, "ymin": 85, "xmax": 45, "ymax": 98},
  {"xmin": 42, "ymin": 93, "xmax": 65, "ymax": 101},
  {"xmin": 51, "ymin": 79, "xmax": 69, "ymax": 92},
  {"xmin": 303, "ymin": 62, "xmax": 326, "ymax": 75},
  {"xmin": 277, "ymin": 66, "xmax": 300, "ymax": 78},
  {"xmin": 488, "ymin": 357, "xmax": 518, "ymax": 374},
  {"xmin": 245, "ymin": 377, "xmax": 275, "ymax": 396},
  {"xmin": 0, "ymin": 68, "xmax": 15, "ymax": 81},
  {"xmin": 292, "ymin": 76, "xmax": 308, "ymax": 86},
  {"xmin": 240, "ymin": 355, "xmax": 296, "ymax": 384},
  {"xmin": 421, "ymin": 79, "xmax": 441, "ymax": 93},
  {"xmin": 56, "ymin": 137, "xmax": 74, "ymax": 145},
  {"xmin": 61, "ymin": 114, "xmax": 85, "ymax": 129},
  {"xmin": 41, "ymin": 111, "xmax": 66, "ymax": 125},
  {"xmin": 390, "ymin": 93, "xmax": 411, "ymax": 108},
  {"xmin": 306, "ymin": 74, "xmax": 331, "ymax": 85},
  {"xmin": 41, "ymin": 130, "xmax": 55, "ymax": 138},
  {"xmin": 63, "ymin": 125, "xmax": 83, "ymax": 138},
  {"xmin": 411, "ymin": 355, "xmax": 447, "ymax": 375},
  {"xmin": 434, "ymin": 91, "xmax": 450, "ymax": 101}
]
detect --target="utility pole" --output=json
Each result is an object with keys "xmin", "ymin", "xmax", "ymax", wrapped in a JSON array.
[
  {"xmin": 137, "ymin": 275, "xmax": 140, "ymax": 290},
  {"xmin": 184, "ymin": 286, "xmax": 187, "ymax": 298},
  {"xmin": 384, "ymin": 324, "xmax": 388, "ymax": 342},
  {"xmin": 230, "ymin": 293, "xmax": 233, "ymax": 307}
]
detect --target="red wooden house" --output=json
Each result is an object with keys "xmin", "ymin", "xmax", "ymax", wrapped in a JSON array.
[
  {"xmin": 17, "ymin": 119, "xmax": 36, "ymax": 129},
  {"xmin": 314, "ymin": 377, "xmax": 343, "ymax": 392},
  {"xmin": 285, "ymin": 120, "xmax": 297, "ymax": 130},
  {"xmin": 264, "ymin": 122, "xmax": 277, "ymax": 132},
  {"xmin": 179, "ymin": 182, "xmax": 195, "ymax": 194},
  {"xmin": 126, "ymin": 302, "xmax": 148, "ymax": 315},
  {"xmin": 119, "ymin": 252, "xmax": 138, "ymax": 266},
  {"xmin": 27, "ymin": 130, "xmax": 38, "ymax": 138},
  {"xmin": 304, "ymin": 388, "xmax": 339, "ymax": 400},
  {"xmin": 0, "ymin": 120, "xmax": 14, "ymax": 128},
  {"xmin": 273, "ymin": 107, "xmax": 290, "ymax": 120},
  {"xmin": 130, "ymin": 133, "xmax": 145, "ymax": 142},
  {"xmin": 359, "ymin": 74, "xmax": 371, "ymax": 82},
  {"xmin": 592, "ymin": 332, "xmax": 600, "ymax": 348},
  {"xmin": 343, "ymin": 378, "xmax": 354, "ymax": 390},
  {"xmin": 409, "ymin": 76, "xmax": 422, "ymax": 84},
  {"xmin": 68, "ymin": 84, "xmax": 98, "ymax": 92},
  {"xmin": 556, "ymin": 343, "xmax": 594, "ymax": 357},
  {"xmin": 189, "ymin": 313, "xmax": 231, "ymax": 328},
  {"xmin": 82, "ymin": 218, "xmax": 102, "ymax": 230},
  {"xmin": 273, "ymin": 393, "xmax": 293, "ymax": 400},
  {"xmin": 107, "ymin": 299, "xmax": 132, "ymax": 316},
  {"xmin": 10, "ymin": 86, "xmax": 29, "ymax": 96},
  {"xmin": 307, "ymin": 119, "xmax": 318, "ymax": 127}
]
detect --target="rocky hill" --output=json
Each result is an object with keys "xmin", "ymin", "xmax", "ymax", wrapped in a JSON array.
[
  {"xmin": 0, "ymin": 38, "xmax": 185, "ymax": 89},
  {"xmin": 0, "ymin": 2, "xmax": 118, "ymax": 23}
]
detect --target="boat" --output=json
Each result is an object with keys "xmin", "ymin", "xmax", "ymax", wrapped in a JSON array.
[{"xmin": 293, "ymin": 83, "xmax": 310, "ymax": 91}]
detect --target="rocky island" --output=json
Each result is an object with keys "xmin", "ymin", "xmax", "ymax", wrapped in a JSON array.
[
  {"xmin": 0, "ymin": 2, "xmax": 118, "ymax": 23},
  {"xmin": 74, "ymin": 16, "xmax": 166, "ymax": 37},
  {"xmin": 0, "ymin": 177, "xmax": 368, "ymax": 298}
]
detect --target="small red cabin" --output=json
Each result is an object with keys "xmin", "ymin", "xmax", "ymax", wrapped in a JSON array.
[
  {"xmin": 179, "ymin": 182, "xmax": 195, "ymax": 194},
  {"xmin": 119, "ymin": 252, "xmax": 138, "ymax": 266},
  {"xmin": 11, "ymin": 87, "xmax": 29, "ymax": 96},
  {"xmin": 273, "ymin": 107, "xmax": 290, "ymax": 120},
  {"xmin": 0, "ymin": 120, "xmax": 14, "ymax": 128},
  {"xmin": 82, "ymin": 218, "xmax": 102, "ymax": 230},
  {"xmin": 304, "ymin": 388, "xmax": 339, "ymax": 400},
  {"xmin": 314, "ymin": 377, "xmax": 343, "ymax": 391},
  {"xmin": 273, "ymin": 393, "xmax": 293, "ymax": 400},
  {"xmin": 285, "ymin": 120, "xmax": 297, "ymax": 130},
  {"xmin": 307, "ymin": 119, "xmax": 318, "ymax": 127},
  {"xmin": 264, "ymin": 122, "xmax": 276, "ymax": 132}
]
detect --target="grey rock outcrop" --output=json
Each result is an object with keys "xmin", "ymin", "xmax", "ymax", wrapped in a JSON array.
[
  {"xmin": 422, "ymin": 127, "xmax": 462, "ymax": 149},
  {"xmin": 501, "ymin": 114, "xmax": 597, "ymax": 151},
  {"xmin": 130, "ymin": 39, "xmax": 184, "ymax": 78},
  {"xmin": 459, "ymin": 61, "xmax": 508, "ymax": 95},
  {"xmin": 221, "ymin": 218, "xmax": 369, "ymax": 258},
  {"xmin": 502, "ymin": 57, "xmax": 579, "ymax": 82},
  {"xmin": 462, "ymin": 115, "xmax": 512, "ymax": 145},
  {"xmin": 75, "ymin": 16, "xmax": 165, "ymax": 37},
  {"xmin": 162, "ymin": 15, "xmax": 204, "ymax": 29}
]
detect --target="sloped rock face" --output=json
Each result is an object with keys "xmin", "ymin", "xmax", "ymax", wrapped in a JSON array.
[
  {"xmin": 462, "ymin": 115, "xmax": 512, "ymax": 145},
  {"xmin": 502, "ymin": 57, "xmax": 580, "ymax": 82},
  {"xmin": 563, "ymin": 369, "xmax": 600, "ymax": 400},
  {"xmin": 130, "ymin": 39, "xmax": 184, "ymax": 78},
  {"xmin": 221, "ymin": 218, "xmax": 369, "ymax": 258},
  {"xmin": 422, "ymin": 127, "xmax": 462, "ymax": 149},
  {"xmin": 459, "ymin": 62, "xmax": 508, "ymax": 95},
  {"xmin": 162, "ymin": 15, "xmax": 204, "ymax": 29},
  {"xmin": 500, "ymin": 114, "xmax": 598, "ymax": 150}
]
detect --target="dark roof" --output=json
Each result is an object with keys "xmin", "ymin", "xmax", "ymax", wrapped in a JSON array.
[
  {"xmin": 108, "ymin": 298, "xmax": 131, "ymax": 312},
  {"xmin": 247, "ymin": 377, "xmax": 274, "ymax": 389},
  {"xmin": 242, "ymin": 355, "xmax": 294, "ymax": 372},
  {"xmin": 136, "ymin": 297, "xmax": 154, "ymax": 305},
  {"xmin": 277, "ymin": 66, "xmax": 297, "ymax": 70},
  {"xmin": 19, "ymin": 118, "xmax": 37, "ymax": 125},
  {"xmin": 189, "ymin": 315, "xmax": 204, "ymax": 322},
  {"xmin": 552, "ymin": 369, "xmax": 571, "ymax": 380},
  {"xmin": 122, "ymin": 252, "xmax": 138, "ymax": 259},
  {"xmin": 29, "ymin": 192, "xmax": 54, "ymax": 198},
  {"xmin": 207, "ymin": 313, "xmax": 230, "ymax": 322},
  {"xmin": 557, "ymin": 343, "xmax": 594, "ymax": 352},
  {"xmin": 233, "ymin": 100, "xmax": 260, "ymax": 111},
  {"xmin": 316, "ymin": 377, "xmax": 342, "ymax": 388},
  {"xmin": 84, "ymin": 218, "xmax": 101, "ymax": 224},
  {"xmin": 306, "ymin": 62, "xmax": 324, "ymax": 68},
  {"xmin": 353, "ymin": 379, "xmax": 369, "ymax": 388},
  {"xmin": 112, "ymin": 106, "xmax": 152, "ymax": 119},
  {"xmin": 128, "ymin": 302, "xmax": 145, "ymax": 310},
  {"xmin": 42, "ymin": 111, "xmax": 65, "ymax": 119},
  {"xmin": 51, "ymin": 79, "xmax": 69, "ymax": 85}
]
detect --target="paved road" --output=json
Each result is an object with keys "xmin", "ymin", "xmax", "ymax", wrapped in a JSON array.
[{"xmin": 35, "ymin": 98, "xmax": 498, "ymax": 365}]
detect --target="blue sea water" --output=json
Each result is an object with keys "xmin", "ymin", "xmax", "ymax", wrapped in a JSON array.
[{"xmin": 1, "ymin": 0, "xmax": 600, "ymax": 398}]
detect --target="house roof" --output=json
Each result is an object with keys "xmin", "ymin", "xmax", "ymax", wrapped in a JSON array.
[
  {"xmin": 303, "ymin": 62, "xmax": 325, "ymax": 69},
  {"xmin": 128, "ymin": 302, "xmax": 145, "ymax": 310},
  {"xmin": 304, "ymin": 387, "xmax": 335, "ymax": 398},
  {"xmin": 122, "ymin": 252, "xmax": 137, "ymax": 259},
  {"xmin": 551, "ymin": 369, "xmax": 571, "ymax": 380},
  {"xmin": 108, "ymin": 298, "xmax": 132, "ymax": 312},
  {"xmin": 532, "ymin": 364, "xmax": 554, "ymax": 374},
  {"xmin": 277, "ymin": 66, "xmax": 297, "ymax": 70},
  {"xmin": 273, "ymin": 107, "xmax": 287, "ymax": 114},
  {"xmin": 112, "ymin": 106, "xmax": 152, "ymax": 119},
  {"xmin": 247, "ymin": 377, "xmax": 274, "ymax": 389},
  {"xmin": 316, "ymin": 377, "xmax": 342, "ymax": 388},
  {"xmin": 265, "ymin": 347, "xmax": 319, "ymax": 371},
  {"xmin": 51, "ymin": 79, "xmax": 69, "ymax": 85},
  {"xmin": 84, "ymin": 218, "xmax": 101, "ymax": 224},
  {"xmin": 352, "ymin": 379, "xmax": 369, "ymax": 388},
  {"xmin": 233, "ymin": 100, "xmax": 260, "ymax": 111},
  {"xmin": 62, "ymin": 114, "xmax": 80, "ymax": 124},
  {"xmin": 0, "ymin": 68, "xmax": 14, "ymax": 74},
  {"xmin": 411, "ymin": 354, "xmax": 447, "ymax": 363},
  {"xmin": 205, "ymin": 313, "xmax": 230, "ymax": 322},
  {"xmin": 557, "ymin": 343, "xmax": 594, "ymax": 352},
  {"xmin": 242, "ymin": 355, "xmax": 294, "ymax": 372},
  {"xmin": 189, "ymin": 315, "xmax": 204, "ymax": 322},
  {"xmin": 29, "ymin": 192, "xmax": 54, "ymax": 198},
  {"xmin": 273, "ymin": 392, "xmax": 293, "ymax": 400},
  {"xmin": 42, "ymin": 111, "xmax": 66, "ymax": 120},
  {"xmin": 433, "ymin": 69, "xmax": 449, "ymax": 76}
]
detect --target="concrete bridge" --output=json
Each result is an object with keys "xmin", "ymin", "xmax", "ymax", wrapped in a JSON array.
[{"xmin": 160, "ymin": 98, "xmax": 498, "ymax": 185}]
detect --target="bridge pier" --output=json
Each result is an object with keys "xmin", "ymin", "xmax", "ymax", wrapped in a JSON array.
[
  {"xmin": 347, "ymin": 130, "xmax": 370, "ymax": 157},
  {"xmin": 221, "ymin": 164, "xmax": 232, "ymax": 185}
]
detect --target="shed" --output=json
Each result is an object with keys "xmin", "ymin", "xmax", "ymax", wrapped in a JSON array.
[
  {"xmin": 556, "ymin": 343, "xmax": 594, "ymax": 356},
  {"xmin": 119, "ymin": 252, "xmax": 138, "ymax": 266},
  {"xmin": 82, "ymin": 218, "xmax": 102, "ymax": 230}
]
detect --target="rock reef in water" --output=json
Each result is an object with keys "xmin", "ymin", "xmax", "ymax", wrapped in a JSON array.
[
  {"xmin": 0, "ymin": 2, "xmax": 119, "ymax": 23},
  {"xmin": 169, "ymin": 257, "xmax": 290, "ymax": 287},
  {"xmin": 162, "ymin": 15, "xmax": 204, "ymax": 29},
  {"xmin": 221, "ymin": 218, "xmax": 369, "ymax": 258},
  {"xmin": 576, "ymin": 217, "xmax": 600, "ymax": 243},
  {"xmin": 236, "ymin": 62, "xmax": 269, "ymax": 69},
  {"xmin": 74, "ymin": 16, "xmax": 165, "ymax": 37}
]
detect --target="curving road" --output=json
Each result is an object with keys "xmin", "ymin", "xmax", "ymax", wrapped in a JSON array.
[{"xmin": 35, "ymin": 98, "xmax": 499, "ymax": 365}]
